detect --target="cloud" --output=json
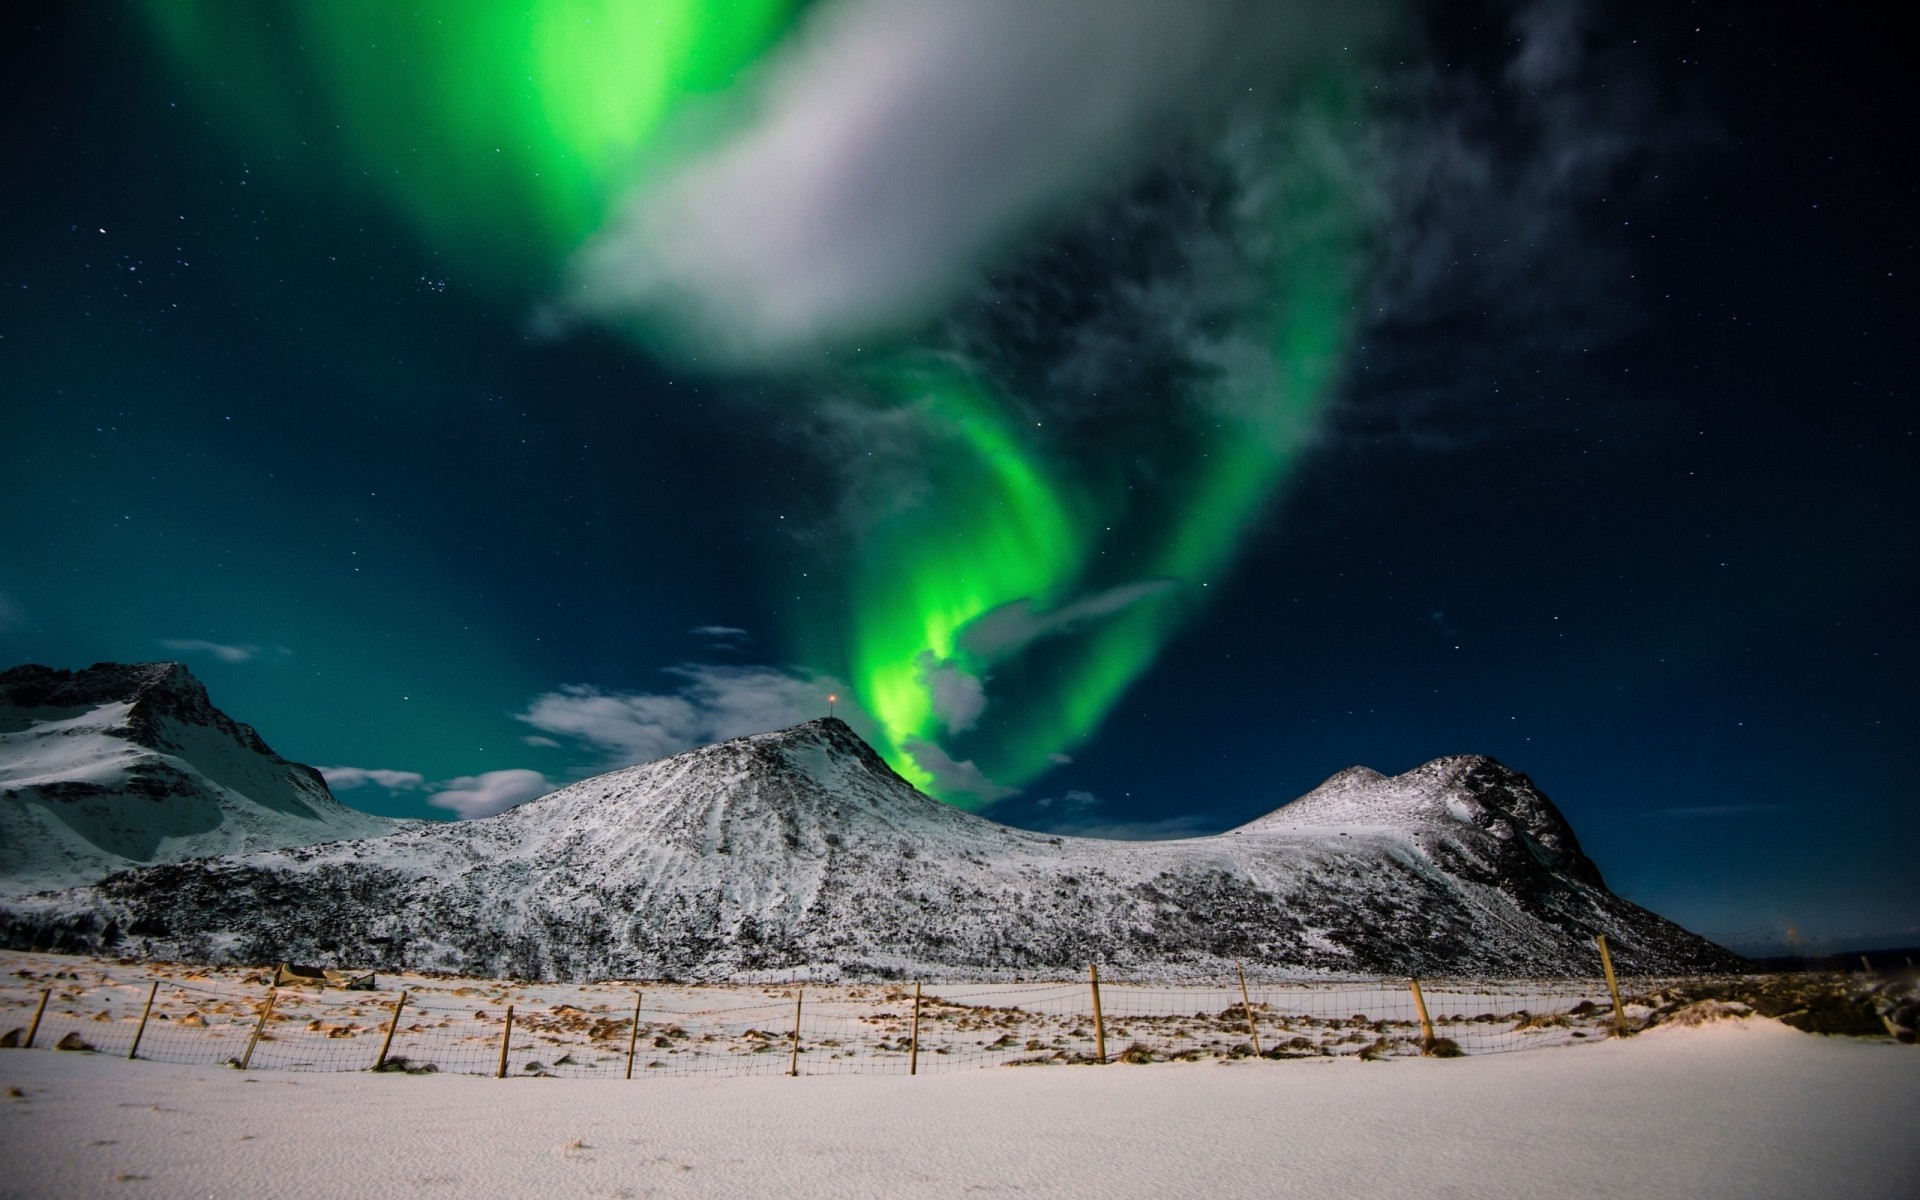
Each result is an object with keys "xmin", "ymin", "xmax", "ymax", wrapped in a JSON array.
[
  {"xmin": 1322, "ymin": 0, "xmax": 1705, "ymax": 455},
  {"xmin": 158, "ymin": 638, "xmax": 284, "ymax": 664},
  {"xmin": 517, "ymin": 663, "xmax": 856, "ymax": 770},
  {"xmin": 321, "ymin": 763, "xmax": 552, "ymax": 819},
  {"xmin": 426, "ymin": 769, "xmax": 553, "ymax": 820},
  {"xmin": 317, "ymin": 766, "xmax": 426, "ymax": 791},
  {"xmin": 1049, "ymin": 815, "xmax": 1223, "ymax": 841},
  {"xmin": 520, "ymin": 735, "xmax": 562, "ymax": 749},
  {"xmin": 901, "ymin": 737, "xmax": 1017, "ymax": 803},
  {"xmin": 915, "ymin": 652, "xmax": 988, "ymax": 734},
  {"xmin": 1034, "ymin": 789, "xmax": 1103, "ymax": 812},
  {"xmin": 569, "ymin": 0, "xmax": 1383, "ymax": 365},
  {"xmin": 1006, "ymin": 788, "xmax": 1219, "ymax": 839},
  {"xmin": 1052, "ymin": 815, "xmax": 1223, "ymax": 841},
  {"xmin": 0, "ymin": 592, "xmax": 24, "ymax": 633},
  {"xmin": 1655, "ymin": 804, "xmax": 1792, "ymax": 820},
  {"xmin": 689, "ymin": 625, "xmax": 752, "ymax": 647},
  {"xmin": 959, "ymin": 580, "xmax": 1179, "ymax": 661}
]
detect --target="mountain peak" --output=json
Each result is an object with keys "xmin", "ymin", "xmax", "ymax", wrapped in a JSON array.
[
  {"xmin": 1, "ymin": 660, "xmax": 395, "ymax": 894},
  {"xmin": 1231, "ymin": 753, "xmax": 1603, "ymax": 888}
]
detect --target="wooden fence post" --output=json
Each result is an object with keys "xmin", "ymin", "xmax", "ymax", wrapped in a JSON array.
[
  {"xmin": 495, "ymin": 998, "xmax": 518, "ymax": 1075},
  {"xmin": 787, "ymin": 987, "xmax": 804, "ymax": 1077},
  {"xmin": 909, "ymin": 981, "xmax": 922, "ymax": 1077},
  {"xmin": 624, "ymin": 991, "xmax": 643, "ymax": 1081},
  {"xmin": 1236, "ymin": 961, "xmax": 1262, "ymax": 1056},
  {"xmin": 1408, "ymin": 977, "xmax": 1435, "ymax": 1053},
  {"xmin": 239, "ymin": 989, "xmax": 277, "ymax": 1070},
  {"xmin": 22, "ymin": 988, "xmax": 51, "ymax": 1050},
  {"xmin": 1088, "ymin": 963, "xmax": 1107, "ymax": 1064},
  {"xmin": 373, "ymin": 990, "xmax": 408, "ymax": 1070},
  {"xmin": 1595, "ymin": 934, "xmax": 1627, "ymax": 1036},
  {"xmin": 128, "ymin": 981, "xmax": 160, "ymax": 1060},
  {"xmin": 496, "ymin": 1006, "xmax": 515, "ymax": 1078}
]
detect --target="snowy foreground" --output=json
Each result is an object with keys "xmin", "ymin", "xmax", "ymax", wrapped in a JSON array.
[{"xmin": 4, "ymin": 1017, "xmax": 1915, "ymax": 1199}]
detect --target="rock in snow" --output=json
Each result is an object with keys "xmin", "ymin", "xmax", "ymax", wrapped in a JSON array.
[
  {"xmin": 0, "ymin": 669, "xmax": 1741, "ymax": 979},
  {"xmin": 0, "ymin": 662, "xmax": 398, "ymax": 895}
]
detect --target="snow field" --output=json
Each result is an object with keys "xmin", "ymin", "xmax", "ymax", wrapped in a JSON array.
[{"xmin": 3, "ymin": 1015, "xmax": 1915, "ymax": 1199}]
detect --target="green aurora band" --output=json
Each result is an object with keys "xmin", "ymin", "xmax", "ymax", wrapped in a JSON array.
[
  {"xmin": 829, "ymin": 98, "xmax": 1360, "ymax": 801},
  {"xmin": 137, "ymin": 0, "xmax": 798, "ymax": 284},
  {"xmin": 133, "ymin": 4, "xmax": 1367, "ymax": 804}
]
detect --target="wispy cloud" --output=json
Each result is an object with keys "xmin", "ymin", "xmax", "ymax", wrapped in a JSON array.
[
  {"xmin": 1655, "ymin": 804, "xmax": 1792, "ymax": 820},
  {"xmin": 569, "ymin": 0, "xmax": 1383, "ymax": 365},
  {"xmin": 1008, "ymin": 787, "xmax": 1220, "ymax": 840},
  {"xmin": 318, "ymin": 762, "xmax": 549, "ymax": 819},
  {"xmin": 317, "ymin": 766, "xmax": 426, "ymax": 791},
  {"xmin": 426, "ymin": 769, "xmax": 553, "ymax": 820},
  {"xmin": 900, "ymin": 737, "xmax": 1017, "ymax": 804},
  {"xmin": 517, "ymin": 663, "xmax": 856, "ymax": 771},
  {"xmin": 158, "ymin": 639, "xmax": 290, "ymax": 665},
  {"xmin": 959, "ymin": 580, "xmax": 1179, "ymax": 660},
  {"xmin": 689, "ymin": 625, "xmax": 753, "ymax": 647}
]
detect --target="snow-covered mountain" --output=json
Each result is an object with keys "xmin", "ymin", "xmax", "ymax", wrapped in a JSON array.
[
  {"xmin": 0, "ymin": 715, "xmax": 1740, "ymax": 978},
  {"xmin": 0, "ymin": 662, "xmax": 397, "ymax": 894}
]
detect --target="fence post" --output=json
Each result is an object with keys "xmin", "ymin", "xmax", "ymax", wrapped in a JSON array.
[
  {"xmin": 239, "ymin": 989, "xmax": 277, "ymax": 1070},
  {"xmin": 22, "ymin": 988, "xmax": 51, "ymax": 1049},
  {"xmin": 496, "ymin": 1006, "xmax": 514, "ymax": 1078},
  {"xmin": 1236, "ymin": 961, "xmax": 1262, "ymax": 1056},
  {"xmin": 1408, "ymin": 977, "xmax": 1435, "ymax": 1053},
  {"xmin": 909, "ymin": 981, "xmax": 922, "ymax": 1077},
  {"xmin": 128, "ymin": 981, "xmax": 160, "ymax": 1060},
  {"xmin": 625, "ymin": 990, "xmax": 643, "ymax": 1081},
  {"xmin": 1088, "ymin": 963, "xmax": 1107, "ymax": 1064},
  {"xmin": 1595, "ymin": 934, "xmax": 1627, "ymax": 1036},
  {"xmin": 373, "ymin": 989, "xmax": 408, "ymax": 1070},
  {"xmin": 787, "ymin": 987, "xmax": 804, "ymax": 1077}
]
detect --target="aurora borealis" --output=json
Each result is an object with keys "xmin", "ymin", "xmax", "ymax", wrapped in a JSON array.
[
  {"xmin": 109, "ymin": 0, "xmax": 1376, "ymax": 800},
  {"xmin": 3, "ymin": 1, "xmax": 1915, "ymax": 951}
]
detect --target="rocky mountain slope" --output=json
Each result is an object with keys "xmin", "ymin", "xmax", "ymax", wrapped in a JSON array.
[
  {"xmin": 0, "ymin": 715, "xmax": 1741, "ymax": 979},
  {"xmin": 0, "ymin": 662, "xmax": 397, "ymax": 894}
]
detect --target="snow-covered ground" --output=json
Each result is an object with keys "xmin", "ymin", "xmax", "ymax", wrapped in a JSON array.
[{"xmin": 3, "ymin": 1012, "xmax": 1914, "ymax": 1199}]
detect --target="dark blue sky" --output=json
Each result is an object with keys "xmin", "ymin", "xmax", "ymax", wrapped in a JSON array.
[{"xmin": 2, "ymin": 1, "xmax": 1912, "ymax": 952}]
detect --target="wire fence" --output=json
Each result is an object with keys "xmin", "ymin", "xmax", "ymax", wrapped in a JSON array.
[{"xmin": 1, "ymin": 964, "xmax": 1663, "ymax": 1078}]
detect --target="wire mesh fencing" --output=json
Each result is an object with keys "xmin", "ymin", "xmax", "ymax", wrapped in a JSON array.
[{"xmin": 0, "ymin": 963, "xmax": 1654, "ymax": 1078}]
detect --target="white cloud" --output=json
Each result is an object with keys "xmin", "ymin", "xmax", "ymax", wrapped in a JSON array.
[
  {"xmin": 317, "ymin": 766, "xmax": 426, "ymax": 791},
  {"xmin": 1033, "ymin": 789, "xmax": 1103, "ymax": 812},
  {"xmin": 689, "ymin": 625, "xmax": 752, "ymax": 645},
  {"xmin": 958, "ymin": 580, "xmax": 1179, "ymax": 661},
  {"xmin": 159, "ymin": 638, "xmax": 278, "ymax": 664},
  {"xmin": 1043, "ymin": 815, "xmax": 1223, "ymax": 841},
  {"xmin": 1655, "ymin": 804, "xmax": 1792, "ymax": 820},
  {"xmin": 915, "ymin": 652, "xmax": 987, "ymax": 734},
  {"xmin": 427, "ymin": 769, "xmax": 553, "ymax": 820},
  {"xmin": 901, "ymin": 737, "xmax": 1017, "ymax": 804},
  {"xmin": 517, "ymin": 664, "xmax": 859, "ymax": 770},
  {"xmin": 568, "ymin": 0, "xmax": 1382, "ymax": 365},
  {"xmin": 1004, "ymin": 788, "xmax": 1219, "ymax": 840}
]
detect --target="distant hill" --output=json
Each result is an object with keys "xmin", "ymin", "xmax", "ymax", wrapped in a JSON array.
[
  {"xmin": 2, "ymin": 715, "xmax": 1741, "ymax": 979},
  {"xmin": 0, "ymin": 662, "xmax": 398, "ymax": 894}
]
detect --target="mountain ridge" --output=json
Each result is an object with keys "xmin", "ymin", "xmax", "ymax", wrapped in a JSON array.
[
  {"xmin": 1, "ymin": 708, "xmax": 1742, "ymax": 980},
  {"xmin": 0, "ymin": 661, "xmax": 397, "ymax": 894}
]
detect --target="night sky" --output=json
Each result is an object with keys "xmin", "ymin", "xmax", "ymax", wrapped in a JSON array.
[{"xmin": 3, "ymin": 1, "xmax": 1912, "ymax": 953}]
